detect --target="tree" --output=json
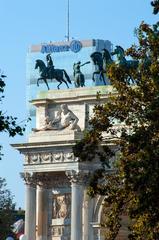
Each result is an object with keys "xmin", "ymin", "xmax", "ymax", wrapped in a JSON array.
[
  {"xmin": 0, "ymin": 73, "xmax": 28, "ymax": 236},
  {"xmin": 151, "ymin": 0, "xmax": 159, "ymax": 14},
  {"xmin": 0, "ymin": 75, "xmax": 28, "ymax": 160},
  {"xmin": 73, "ymin": 4, "xmax": 159, "ymax": 240},
  {"xmin": 0, "ymin": 177, "xmax": 17, "ymax": 239}
]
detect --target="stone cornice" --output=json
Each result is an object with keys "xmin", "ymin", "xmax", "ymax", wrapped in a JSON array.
[
  {"xmin": 37, "ymin": 86, "xmax": 116, "ymax": 102},
  {"xmin": 11, "ymin": 140, "xmax": 78, "ymax": 153},
  {"xmin": 30, "ymin": 98, "xmax": 52, "ymax": 106}
]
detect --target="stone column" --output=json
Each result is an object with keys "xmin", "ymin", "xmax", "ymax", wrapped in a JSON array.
[
  {"xmin": 36, "ymin": 174, "xmax": 51, "ymax": 240},
  {"xmin": 83, "ymin": 189, "xmax": 93, "ymax": 240},
  {"xmin": 21, "ymin": 173, "xmax": 36, "ymax": 240},
  {"xmin": 66, "ymin": 170, "xmax": 89, "ymax": 240}
]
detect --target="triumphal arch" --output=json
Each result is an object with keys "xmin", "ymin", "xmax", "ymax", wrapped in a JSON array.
[
  {"xmin": 12, "ymin": 37, "xmax": 132, "ymax": 239},
  {"xmin": 13, "ymin": 85, "xmax": 120, "ymax": 240}
]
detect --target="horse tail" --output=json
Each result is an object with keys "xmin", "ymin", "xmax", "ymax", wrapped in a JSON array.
[{"xmin": 62, "ymin": 70, "xmax": 72, "ymax": 84}]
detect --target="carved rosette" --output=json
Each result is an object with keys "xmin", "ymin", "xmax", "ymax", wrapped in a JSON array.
[
  {"xmin": 64, "ymin": 152, "xmax": 78, "ymax": 162},
  {"xmin": 24, "ymin": 154, "xmax": 40, "ymax": 164},
  {"xmin": 53, "ymin": 152, "xmax": 63, "ymax": 162},
  {"xmin": 40, "ymin": 153, "xmax": 52, "ymax": 163},
  {"xmin": 65, "ymin": 170, "xmax": 91, "ymax": 185}
]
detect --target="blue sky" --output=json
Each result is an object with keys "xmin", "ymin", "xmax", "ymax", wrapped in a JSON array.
[{"xmin": 0, "ymin": 0, "xmax": 157, "ymax": 208}]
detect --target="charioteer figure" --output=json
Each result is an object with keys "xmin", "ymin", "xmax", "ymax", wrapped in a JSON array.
[{"xmin": 73, "ymin": 61, "xmax": 90, "ymax": 88}]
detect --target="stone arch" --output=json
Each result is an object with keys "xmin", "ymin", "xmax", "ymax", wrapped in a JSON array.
[
  {"xmin": 92, "ymin": 195, "xmax": 129, "ymax": 240},
  {"xmin": 93, "ymin": 195, "xmax": 105, "ymax": 223}
]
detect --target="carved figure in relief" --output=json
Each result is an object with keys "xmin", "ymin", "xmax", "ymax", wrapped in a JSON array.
[
  {"xmin": 57, "ymin": 196, "xmax": 67, "ymax": 218},
  {"xmin": 33, "ymin": 104, "xmax": 81, "ymax": 132},
  {"xmin": 52, "ymin": 104, "xmax": 80, "ymax": 131},
  {"xmin": 32, "ymin": 116, "xmax": 53, "ymax": 132},
  {"xmin": 52, "ymin": 194, "xmax": 71, "ymax": 219},
  {"xmin": 53, "ymin": 196, "xmax": 67, "ymax": 219},
  {"xmin": 42, "ymin": 116, "xmax": 53, "ymax": 130}
]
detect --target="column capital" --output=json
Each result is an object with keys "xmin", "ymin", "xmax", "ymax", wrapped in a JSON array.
[
  {"xmin": 20, "ymin": 172, "xmax": 37, "ymax": 187},
  {"xmin": 66, "ymin": 170, "xmax": 90, "ymax": 185},
  {"xmin": 21, "ymin": 172, "xmax": 52, "ymax": 189},
  {"xmin": 35, "ymin": 173, "xmax": 52, "ymax": 189}
]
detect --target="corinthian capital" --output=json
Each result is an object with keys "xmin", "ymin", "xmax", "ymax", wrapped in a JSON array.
[
  {"xmin": 65, "ymin": 170, "xmax": 90, "ymax": 185},
  {"xmin": 20, "ymin": 172, "xmax": 37, "ymax": 187},
  {"xmin": 35, "ymin": 173, "xmax": 52, "ymax": 188}
]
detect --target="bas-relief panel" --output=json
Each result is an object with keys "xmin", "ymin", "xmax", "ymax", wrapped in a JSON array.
[
  {"xmin": 52, "ymin": 193, "xmax": 71, "ymax": 219},
  {"xmin": 34, "ymin": 103, "xmax": 82, "ymax": 132},
  {"xmin": 51, "ymin": 193, "xmax": 71, "ymax": 240},
  {"xmin": 47, "ymin": 103, "xmax": 86, "ymax": 131},
  {"xmin": 51, "ymin": 226, "xmax": 70, "ymax": 240}
]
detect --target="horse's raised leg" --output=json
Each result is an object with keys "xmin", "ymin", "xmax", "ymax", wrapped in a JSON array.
[
  {"xmin": 37, "ymin": 78, "xmax": 43, "ymax": 87},
  {"xmin": 100, "ymin": 72, "xmax": 106, "ymax": 85},
  {"xmin": 37, "ymin": 78, "xmax": 50, "ymax": 90},
  {"xmin": 57, "ymin": 81, "xmax": 62, "ymax": 89},
  {"xmin": 62, "ymin": 79, "xmax": 69, "ymax": 88},
  {"xmin": 92, "ymin": 72, "xmax": 95, "ymax": 82},
  {"xmin": 44, "ymin": 79, "xmax": 50, "ymax": 90}
]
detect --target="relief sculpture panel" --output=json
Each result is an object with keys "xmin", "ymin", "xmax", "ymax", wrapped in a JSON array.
[
  {"xmin": 52, "ymin": 193, "xmax": 71, "ymax": 219},
  {"xmin": 33, "ymin": 103, "xmax": 81, "ymax": 132}
]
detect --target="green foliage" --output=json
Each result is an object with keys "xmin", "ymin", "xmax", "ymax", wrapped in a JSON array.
[
  {"xmin": 151, "ymin": 0, "xmax": 159, "ymax": 14},
  {"xmin": 0, "ymin": 75, "xmax": 28, "ymax": 236},
  {"xmin": 0, "ymin": 75, "xmax": 30, "ymax": 160},
  {"xmin": 0, "ymin": 177, "xmax": 16, "ymax": 239},
  {"xmin": 73, "ymin": 5, "xmax": 159, "ymax": 240}
]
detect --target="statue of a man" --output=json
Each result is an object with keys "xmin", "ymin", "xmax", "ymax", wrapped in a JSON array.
[
  {"xmin": 46, "ymin": 54, "xmax": 53, "ymax": 68},
  {"xmin": 46, "ymin": 54, "xmax": 54, "ymax": 78},
  {"xmin": 73, "ymin": 61, "xmax": 82, "ymax": 76},
  {"xmin": 73, "ymin": 61, "xmax": 90, "ymax": 87}
]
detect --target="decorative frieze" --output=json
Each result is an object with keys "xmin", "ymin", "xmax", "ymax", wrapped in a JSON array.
[{"xmin": 24, "ymin": 151, "xmax": 78, "ymax": 165}]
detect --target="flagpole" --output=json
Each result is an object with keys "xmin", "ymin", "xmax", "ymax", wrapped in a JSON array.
[{"xmin": 67, "ymin": 0, "xmax": 70, "ymax": 41}]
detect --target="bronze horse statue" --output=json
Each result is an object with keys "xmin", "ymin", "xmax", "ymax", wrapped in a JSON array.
[
  {"xmin": 112, "ymin": 45, "xmax": 139, "ymax": 69},
  {"xmin": 35, "ymin": 59, "xmax": 71, "ymax": 90},
  {"xmin": 90, "ymin": 49, "xmax": 113, "ymax": 85}
]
